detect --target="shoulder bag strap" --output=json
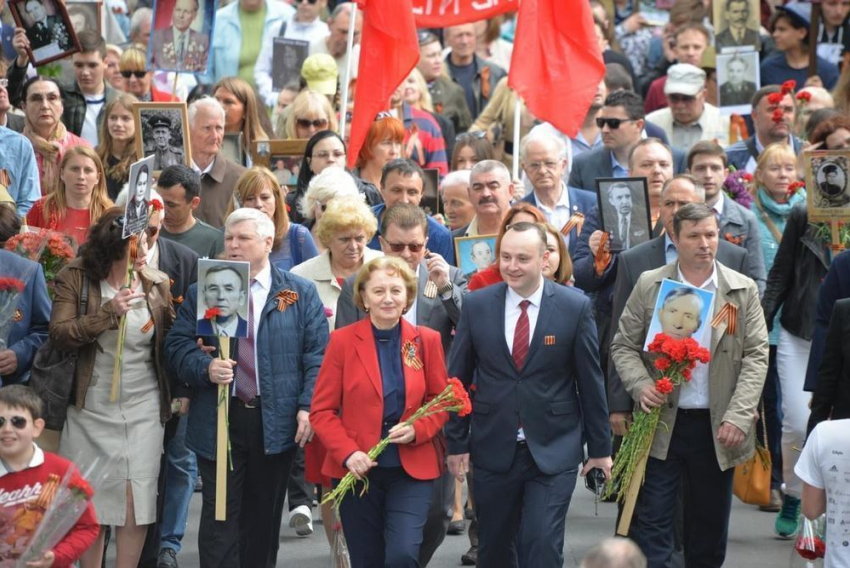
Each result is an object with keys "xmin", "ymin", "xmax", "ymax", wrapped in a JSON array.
[{"xmin": 79, "ymin": 275, "xmax": 90, "ymax": 316}]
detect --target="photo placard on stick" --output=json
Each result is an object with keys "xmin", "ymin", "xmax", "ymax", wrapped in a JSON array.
[
  {"xmin": 805, "ymin": 150, "xmax": 850, "ymax": 222},
  {"xmin": 147, "ymin": 0, "xmax": 217, "ymax": 72},
  {"xmin": 272, "ymin": 38, "xmax": 309, "ymax": 92},
  {"xmin": 134, "ymin": 102, "xmax": 192, "ymax": 173},
  {"xmin": 454, "ymin": 235, "xmax": 498, "ymax": 280},
  {"xmin": 713, "ymin": 0, "xmax": 760, "ymax": 53},
  {"xmin": 253, "ymin": 140, "xmax": 307, "ymax": 190},
  {"xmin": 595, "ymin": 177, "xmax": 653, "ymax": 252},
  {"xmin": 123, "ymin": 155, "xmax": 155, "ymax": 239},
  {"xmin": 643, "ymin": 278, "xmax": 717, "ymax": 352},
  {"xmin": 10, "ymin": 0, "xmax": 80, "ymax": 66},
  {"xmin": 66, "ymin": 0, "xmax": 102, "ymax": 38},
  {"xmin": 197, "ymin": 259, "xmax": 251, "ymax": 338},
  {"xmin": 716, "ymin": 50, "xmax": 760, "ymax": 116}
]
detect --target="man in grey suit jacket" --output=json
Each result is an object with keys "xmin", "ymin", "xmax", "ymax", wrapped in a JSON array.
[
  {"xmin": 688, "ymin": 141, "xmax": 766, "ymax": 295},
  {"xmin": 335, "ymin": 203, "xmax": 467, "ymax": 567}
]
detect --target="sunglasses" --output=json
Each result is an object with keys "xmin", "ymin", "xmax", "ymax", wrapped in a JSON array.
[
  {"xmin": 121, "ymin": 71, "xmax": 147, "ymax": 79},
  {"xmin": 385, "ymin": 242, "xmax": 425, "ymax": 253},
  {"xmin": 595, "ymin": 117, "xmax": 636, "ymax": 129},
  {"xmin": 668, "ymin": 93, "xmax": 697, "ymax": 104},
  {"xmin": 456, "ymin": 131, "xmax": 487, "ymax": 142},
  {"xmin": 0, "ymin": 416, "xmax": 28, "ymax": 429},
  {"xmin": 296, "ymin": 118, "xmax": 329, "ymax": 129}
]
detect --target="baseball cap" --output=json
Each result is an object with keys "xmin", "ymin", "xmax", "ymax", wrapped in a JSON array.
[
  {"xmin": 301, "ymin": 54, "xmax": 339, "ymax": 97},
  {"xmin": 664, "ymin": 64, "xmax": 707, "ymax": 96}
]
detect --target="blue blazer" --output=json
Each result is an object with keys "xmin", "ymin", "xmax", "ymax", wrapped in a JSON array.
[
  {"xmin": 806, "ymin": 249, "xmax": 850, "ymax": 392},
  {"xmin": 446, "ymin": 280, "xmax": 611, "ymax": 475},
  {"xmin": 196, "ymin": 315, "xmax": 248, "ymax": 338},
  {"xmin": 165, "ymin": 265, "xmax": 329, "ymax": 461},
  {"xmin": 521, "ymin": 186, "xmax": 597, "ymax": 257},
  {"xmin": 367, "ymin": 203, "xmax": 456, "ymax": 266},
  {"xmin": 0, "ymin": 24, "xmax": 14, "ymax": 62},
  {"xmin": 0, "ymin": 251, "xmax": 51, "ymax": 385}
]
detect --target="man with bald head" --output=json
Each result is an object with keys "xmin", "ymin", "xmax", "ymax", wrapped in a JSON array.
[
  {"xmin": 444, "ymin": 23, "xmax": 506, "ymax": 120},
  {"xmin": 520, "ymin": 133, "xmax": 596, "ymax": 256}
]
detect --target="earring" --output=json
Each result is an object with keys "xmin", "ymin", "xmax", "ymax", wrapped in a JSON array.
[{"xmin": 364, "ymin": 306, "xmax": 370, "ymax": 313}]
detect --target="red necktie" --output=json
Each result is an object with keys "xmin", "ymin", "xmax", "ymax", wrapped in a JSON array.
[
  {"xmin": 512, "ymin": 300, "xmax": 531, "ymax": 370},
  {"xmin": 235, "ymin": 279, "xmax": 257, "ymax": 403}
]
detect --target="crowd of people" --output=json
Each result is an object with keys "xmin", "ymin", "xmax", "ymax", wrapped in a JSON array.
[{"xmin": 1, "ymin": 0, "xmax": 850, "ymax": 567}]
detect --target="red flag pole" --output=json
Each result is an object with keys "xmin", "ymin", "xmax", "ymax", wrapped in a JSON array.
[{"xmin": 338, "ymin": 4, "xmax": 358, "ymax": 136}]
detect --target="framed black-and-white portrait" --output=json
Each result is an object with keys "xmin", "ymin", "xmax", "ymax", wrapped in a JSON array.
[
  {"xmin": 253, "ymin": 140, "xmax": 307, "ymax": 191},
  {"xmin": 66, "ymin": 0, "xmax": 101, "ymax": 38},
  {"xmin": 713, "ymin": 0, "xmax": 760, "ymax": 52},
  {"xmin": 196, "ymin": 259, "xmax": 250, "ymax": 338},
  {"xmin": 595, "ymin": 177, "xmax": 652, "ymax": 252},
  {"xmin": 123, "ymin": 155, "xmax": 155, "ymax": 239},
  {"xmin": 454, "ymin": 234, "xmax": 497, "ymax": 279},
  {"xmin": 147, "ymin": 0, "xmax": 217, "ymax": 73},
  {"xmin": 134, "ymin": 102, "xmax": 191, "ymax": 173},
  {"xmin": 272, "ymin": 38, "xmax": 309, "ymax": 92},
  {"xmin": 10, "ymin": 0, "xmax": 80, "ymax": 66},
  {"xmin": 716, "ymin": 50, "xmax": 761, "ymax": 115},
  {"xmin": 806, "ymin": 150, "xmax": 850, "ymax": 222}
]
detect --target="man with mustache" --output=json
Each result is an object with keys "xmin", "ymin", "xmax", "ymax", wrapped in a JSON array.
[{"xmin": 452, "ymin": 160, "xmax": 513, "ymax": 240}]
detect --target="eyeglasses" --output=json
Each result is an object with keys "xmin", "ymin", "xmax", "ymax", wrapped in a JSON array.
[
  {"xmin": 595, "ymin": 117, "xmax": 636, "ymax": 129},
  {"xmin": 385, "ymin": 242, "xmax": 425, "ymax": 253},
  {"xmin": 120, "ymin": 70, "xmax": 147, "ymax": 79},
  {"xmin": 296, "ymin": 118, "xmax": 329, "ymax": 129},
  {"xmin": 27, "ymin": 93, "xmax": 61, "ymax": 104},
  {"xmin": 312, "ymin": 150, "xmax": 346, "ymax": 160},
  {"xmin": 0, "ymin": 416, "xmax": 28, "ymax": 429},
  {"xmin": 525, "ymin": 160, "xmax": 561, "ymax": 172},
  {"xmin": 668, "ymin": 93, "xmax": 697, "ymax": 104}
]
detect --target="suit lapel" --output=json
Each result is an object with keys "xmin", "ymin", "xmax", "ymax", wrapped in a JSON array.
[
  {"xmin": 354, "ymin": 321, "xmax": 383, "ymax": 397},
  {"xmin": 495, "ymin": 285, "xmax": 518, "ymax": 371},
  {"xmin": 415, "ymin": 263, "xmax": 432, "ymax": 325}
]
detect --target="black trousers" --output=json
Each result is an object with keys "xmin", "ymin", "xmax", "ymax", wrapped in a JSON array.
[
  {"xmin": 196, "ymin": 401, "xmax": 296, "ymax": 568},
  {"xmin": 632, "ymin": 410, "xmax": 735, "ymax": 568},
  {"xmin": 286, "ymin": 446, "xmax": 314, "ymax": 511},
  {"xmin": 474, "ymin": 443, "xmax": 577, "ymax": 568},
  {"xmin": 337, "ymin": 467, "xmax": 434, "ymax": 568}
]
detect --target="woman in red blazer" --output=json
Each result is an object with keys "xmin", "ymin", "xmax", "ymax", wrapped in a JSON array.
[{"xmin": 311, "ymin": 257, "xmax": 449, "ymax": 568}]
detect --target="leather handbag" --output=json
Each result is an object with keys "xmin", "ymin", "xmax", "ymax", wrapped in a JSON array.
[
  {"xmin": 28, "ymin": 277, "xmax": 89, "ymax": 431},
  {"xmin": 733, "ymin": 402, "xmax": 772, "ymax": 506}
]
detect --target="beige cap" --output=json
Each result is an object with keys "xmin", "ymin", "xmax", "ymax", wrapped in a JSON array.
[
  {"xmin": 664, "ymin": 63, "xmax": 706, "ymax": 96},
  {"xmin": 301, "ymin": 54, "xmax": 339, "ymax": 96}
]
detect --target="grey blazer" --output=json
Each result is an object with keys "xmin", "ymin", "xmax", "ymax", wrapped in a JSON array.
[
  {"xmin": 607, "ymin": 236, "xmax": 750, "ymax": 413},
  {"xmin": 335, "ymin": 260, "xmax": 468, "ymax": 356}
]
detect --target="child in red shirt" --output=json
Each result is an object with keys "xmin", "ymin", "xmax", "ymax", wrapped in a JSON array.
[{"xmin": 0, "ymin": 385, "xmax": 98, "ymax": 567}]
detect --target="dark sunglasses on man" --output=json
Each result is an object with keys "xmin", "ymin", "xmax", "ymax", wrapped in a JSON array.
[
  {"xmin": 0, "ymin": 416, "xmax": 28, "ymax": 429},
  {"xmin": 595, "ymin": 117, "xmax": 636, "ymax": 130}
]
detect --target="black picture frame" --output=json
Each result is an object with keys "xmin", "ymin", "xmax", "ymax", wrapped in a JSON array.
[
  {"xmin": 595, "ymin": 177, "xmax": 653, "ymax": 253},
  {"xmin": 272, "ymin": 38, "xmax": 309, "ymax": 92}
]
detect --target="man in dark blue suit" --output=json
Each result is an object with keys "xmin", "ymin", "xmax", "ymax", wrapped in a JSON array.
[
  {"xmin": 519, "ymin": 132, "xmax": 596, "ymax": 258},
  {"xmin": 0, "ymin": 250, "xmax": 50, "ymax": 384},
  {"xmin": 166, "ymin": 208, "xmax": 328, "ymax": 568},
  {"xmin": 447, "ymin": 223, "xmax": 612, "ymax": 568}
]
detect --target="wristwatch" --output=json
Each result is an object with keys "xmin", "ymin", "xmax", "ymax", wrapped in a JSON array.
[{"xmin": 437, "ymin": 282, "xmax": 453, "ymax": 296}]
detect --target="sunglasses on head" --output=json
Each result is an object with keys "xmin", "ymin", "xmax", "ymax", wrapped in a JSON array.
[
  {"xmin": 120, "ymin": 70, "xmax": 147, "ymax": 79},
  {"xmin": 0, "ymin": 416, "xmax": 28, "ymax": 429},
  {"xmin": 296, "ymin": 118, "xmax": 329, "ymax": 129},
  {"xmin": 385, "ymin": 242, "xmax": 425, "ymax": 253},
  {"xmin": 595, "ymin": 117, "xmax": 636, "ymax": 129},
  {"xmin": 455, "ymin": 131, "xmax": 487, "ymax": 142}
]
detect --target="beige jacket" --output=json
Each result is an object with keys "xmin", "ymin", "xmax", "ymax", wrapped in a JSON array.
[{"xmin": 610, "ymin": 261, "xmax": 768, "ymax": 471}]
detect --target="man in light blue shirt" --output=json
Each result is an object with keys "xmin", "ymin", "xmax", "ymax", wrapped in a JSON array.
[{"xmin": 0, "ymin": 126, "xmax": 40, "ymax": 216}]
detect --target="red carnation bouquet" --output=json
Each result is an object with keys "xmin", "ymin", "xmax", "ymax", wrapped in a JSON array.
[
  {"xmin": 604, "ymin": 333, "xmax": 710, "ymax": 505},
  {"xmin": 0, "ymin": 277, "xmax": 25, "ymax": 353},
  {"xmin": 4, "ymin": 228, "xmax": 76, "ymax": 298},
  {"xmin": 322, "ymin": 378, "xmax": 472, "ymax": 509}
]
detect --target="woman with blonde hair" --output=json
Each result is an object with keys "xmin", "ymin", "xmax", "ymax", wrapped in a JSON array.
[
  {"xmin": 96, "ymin": 93, "xmax": 140, "ymax": 200},
  {"xmin": 401, "ymin": 68, "xmax": 435, "ymax": 112},
  {"xmin": 213, "ymin": 77, "xmax": 269, "ymax": 165},
  {"xmin": 277, "ymin": 90, "xmax": 339, "ymax": 140},
  {"xmin": 297, "ymin": 166, "xmax": 363, "ymax": 252},
  {"xmin": 119, "ymin": 46, "xmax": 178, "ymax": 102},
  {"xmin": 27, "ymin": 145, "xmax": 113, "ymax": 246},
  {"xmin": 227, "ymin": 166, "xmax": 317, "ymax": 271}
]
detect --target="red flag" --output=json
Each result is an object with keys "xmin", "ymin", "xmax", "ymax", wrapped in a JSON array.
[
  {"xmin": 412, "ymin": 0, "xmax": 517, "ymax": 28},
  {"xmin": 347, "ymin": 0, "xmax": 419, "ymax": 169},
  {"xmin": 508, "ymin": 0, "xmax": 604, "ymax": 138}
]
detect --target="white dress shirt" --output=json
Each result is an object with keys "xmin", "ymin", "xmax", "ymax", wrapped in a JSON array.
[
  {"xmin": 533, "ymin": 182, "xmax": 573, "ymax": 247},
  {"xmin": 402, "ymin": 265, "xmax": 421, "ymax": 326},
  {"xmin": 231, "ymin": 263, "xmax": 271, "ymax": 397},
  {"xmin": 676, "ymin": 263, "xmax": 718, "ymax": 409},
  {"xmin": 505, "ymin": 278, "xmax": 545, "ymax": 441}
]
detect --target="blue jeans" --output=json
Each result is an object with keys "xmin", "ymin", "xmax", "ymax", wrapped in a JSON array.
[{"xmin": 161, "ymin": 416, "xmax": 198, "ymax": 553}]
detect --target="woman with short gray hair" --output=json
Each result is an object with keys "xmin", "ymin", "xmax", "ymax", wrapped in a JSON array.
[{"xmin": 298, "ymin": 166, "xmax": 364, "ymax": 253}]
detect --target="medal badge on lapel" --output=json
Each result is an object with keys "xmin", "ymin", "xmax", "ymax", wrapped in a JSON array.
[
  {"xmin": 544, "ymin": 335, "xmax": 556, "ymax": 346},
  {"xmin": 276, "ymin": 289, "xmax": 299, "ymax": 312},
  {"xmin": 402, "ymin": 340, "xmax": 423, "ymax": 370},
  {"xmin": 13, "ymin": 308, "xmax": 23, "ymax": 322}
]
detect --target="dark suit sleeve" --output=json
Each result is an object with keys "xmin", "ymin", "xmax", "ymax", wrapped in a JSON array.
[
  {"xmin": 5, "ymin": 266, "xmax": 50, "ymax": 383},
  {"xmin": 297, "ymin": 281, "xmax": 330, "ymax": 411},
  {"xmin": 334, "ymin": 278, "xmax": 363, "ymax": 330},
  {"xmin": 445, "ymin": 295, "xmax": 478, "ymax": 455},
  {"xmin": 805, "ymin": 257, "xmax": 848, "ymax": 392},
  {"xmin": 568, "ymin": 160, "xmax": 584, "ymax": 190},
  {"xmin": 572, "ymin": 206, "xmax": 617, "ymax": 293},
  {"xmin": 439, "ymin": 268, "xmax": 468, "ymax": 325},
  {"xmin": 164, "ymin": 285, "xmax": 217, "ymax": 389},
  {"xmin": 573, "ymin": 296, "xmax": 612, "ymax": 458},
  {"xmin": 607, "ymin": 253, "xmax": 637, "ymax": 413},
  {"xmin": 5, "ymin": 58, "xmax": 28, "ymax": 107},
  {"xmin": 807, "ymin": 302, "xmax": 844, "ymax": 436}
]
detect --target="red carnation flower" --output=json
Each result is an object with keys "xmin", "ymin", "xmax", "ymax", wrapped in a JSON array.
[
  {"xmin": 204, "ymin": 307, "xmax": 222, "ymax": 320},
  {"xmin": 797, "ymin": 90, "xmax": 812, "ymax": 103},
  {"xmin": 742, "ymin": 173, "xmax": 753, "ymax": 182},
  {"xmin": 69, "ymin": 476, "xmax": 94, "ymax": 499},
  {"xmin": 447, "ymin": 377, "xmax": 472, "ymax": 417},
  {"xmin": 682, "ymin": 367, "xmax": 692, "ymax": 381},
  {"xmin": 150, "ymin": 199, "xmax": 164, "ymax": 212},
  {"xmin": 655, "ymin": 377, "xmax": 674, "ymax": 395},
  {"xmin": 771, "ymin": 108, "xmax": 785, "ymax": 124},
  {"xmin": 787, "ymin": 180, "xmax": 805, "ymax": 199},
  {"xmin": 654, "ymin": 357, "xmax": 671, "ymax": 372},
  {"xmin": 0, "ymin": 278, "xmax": 25, "ymax": 294},
  {"xmin": 781, "ymin": 80, "xmax": 796, "ymax": 95},
  {"xmin": 766, "ymin": 92, "xmax": 783, "ymax": 106}
]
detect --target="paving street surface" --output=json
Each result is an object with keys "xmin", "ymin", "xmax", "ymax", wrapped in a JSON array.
[{"xmin": 109, "ymin": 476, "xmax": 797, "ymax": 566}]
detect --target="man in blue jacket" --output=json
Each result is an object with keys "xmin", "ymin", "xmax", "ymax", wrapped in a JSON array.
[{"xmin": 165, "ymin": 208, "xmax": 328, "ymax": 568}]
